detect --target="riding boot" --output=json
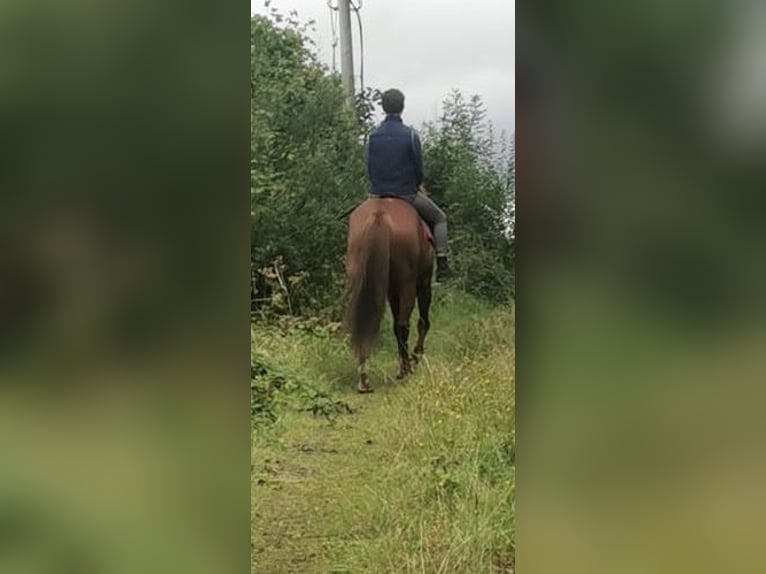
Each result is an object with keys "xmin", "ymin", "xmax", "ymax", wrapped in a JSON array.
[{"xmin": 435, "ymin": 256, "xmax": 452, "ymax": 282}]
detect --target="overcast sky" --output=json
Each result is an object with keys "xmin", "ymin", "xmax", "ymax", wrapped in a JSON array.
[{"xmin": 251, "ymin": 0, "xmax": 515, "ymax": 135}]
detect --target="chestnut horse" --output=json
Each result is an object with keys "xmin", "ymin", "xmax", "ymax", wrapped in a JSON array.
[{"xmin": 345, "ymin": 197, "xmax": 435, "ymax": 393}]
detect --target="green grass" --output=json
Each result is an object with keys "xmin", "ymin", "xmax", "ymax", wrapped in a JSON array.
[{"xmin": 251, "ymin": 289, "xmax": 515, "ymax": 573}]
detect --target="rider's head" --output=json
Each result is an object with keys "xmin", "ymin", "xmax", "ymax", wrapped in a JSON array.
[{"xmin": 381, "ymin": 89, "xmax": 405, "ymax": 115}]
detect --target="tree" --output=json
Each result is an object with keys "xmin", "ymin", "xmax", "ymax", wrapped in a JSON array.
[
  {"xmin": 251, "ymin": 13, "xmax": 367, "ymax": 316},
  {"xmin": 251, "ymin": 12, "xmax": 515, "ymax": 318},
  {"xmin": 422, "ymin": 91, "xmax": 515, "ymax": 301}
]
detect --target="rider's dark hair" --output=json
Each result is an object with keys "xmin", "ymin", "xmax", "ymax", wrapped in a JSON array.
[{"xmin": 381, "ymin": 89, "xmax": 405, "ymax": 114}]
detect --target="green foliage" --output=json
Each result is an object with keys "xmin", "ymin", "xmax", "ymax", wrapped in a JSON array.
[
  {"xmin": 251, "ymin": 11, "xmax": 515, "ymax": 318},
  {"xmin": 251, "ymin": 12, "xmax": 367, "ymax": 316},
  {"xmin": 251, "ymin": 323, "xmax": 353, "ymax": 427},
  {"xmin": 252, "ymin": 290, "xmax": 515, "ymax": 571},
  {"xmin": 250, "ymin": 349, "xmax": 286, "ymax": 424},
  {"xmin": 423, "ymin": 91, "xmax": 515, "ymax": 302}
]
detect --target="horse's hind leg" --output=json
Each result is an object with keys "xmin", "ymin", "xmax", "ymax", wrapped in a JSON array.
[
  {"xmin": 412, "ymin": 274, "xmax": 432, "ymax": 365},
  {"xmin": 393, "ymin": 284, "xmax": 417, "ymax": 379},
  {"xmin": 357, "ymin": 353, "xmax": 372, "ymax": 393}
]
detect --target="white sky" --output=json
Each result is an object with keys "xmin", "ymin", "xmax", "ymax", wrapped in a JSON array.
[{"xmin": 251, "ymin": 0, "xmax": 515, "ymax": 135}]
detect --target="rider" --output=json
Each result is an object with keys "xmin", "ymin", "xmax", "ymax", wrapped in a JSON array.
[{"xmin": 366, "ymin": 88, "xmax": 452, "ymax": 282}]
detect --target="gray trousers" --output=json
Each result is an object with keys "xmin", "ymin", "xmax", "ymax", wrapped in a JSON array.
[{"xmin": 411, "ymin": 192, "xmax": 449, "ymax": 256}]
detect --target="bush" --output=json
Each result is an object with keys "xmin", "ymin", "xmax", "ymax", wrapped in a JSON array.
[
  {"xmin": 251, "ymin": 349, "xmax": 286, "ymax": 424},
  {"xmin": 251, "ymin": 329, "xmax": 352, "ymax": 427},
  {"xmin": 422, "ymin": 91, "xmax": 515, "ymax": 302},
  {"xmin": 251, "ymin": 13, "xmax": 367, "ymax": 317},
  {"xmin": 251, "ymin": 12, "xmax": 515, "ymax": 318}
]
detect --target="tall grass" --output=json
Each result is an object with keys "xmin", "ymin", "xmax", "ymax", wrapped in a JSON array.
[{"xmin": 252, "ymin": 290, "xmax": 515, "ymax": 572}]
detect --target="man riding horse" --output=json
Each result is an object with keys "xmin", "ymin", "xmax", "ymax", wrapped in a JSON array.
[
  {"xmin": 345, "ymin": 89, "xmax": 450, "ymax": 391},
  {"xmin": 366, "ymin": 89, "xmax": 452, "ymax": 282}
]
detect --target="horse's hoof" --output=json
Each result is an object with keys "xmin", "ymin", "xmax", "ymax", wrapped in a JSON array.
[{"xmin": 357, "ymin": 382, "xmax": 374, "ymax": 393}]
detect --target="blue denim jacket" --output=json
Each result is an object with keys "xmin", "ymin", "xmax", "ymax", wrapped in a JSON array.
[{"xmin": 366, "ymin": 115, "xmax": 423, "ymax": 197}]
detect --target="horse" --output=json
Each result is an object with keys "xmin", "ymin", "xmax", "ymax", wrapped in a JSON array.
[{"xmin": 344, "ymin": 197, "xmax": 435, "ymax": 393}]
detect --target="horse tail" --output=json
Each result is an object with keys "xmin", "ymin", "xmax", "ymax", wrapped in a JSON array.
[{"xmin": 346, "ymin": 210, "xmax": 390, "ymax": 361}]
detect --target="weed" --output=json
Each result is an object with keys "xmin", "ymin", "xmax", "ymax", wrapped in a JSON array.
[{"xmin": 252, "ymin": 290, "xmax": 515, "ymax": 572}]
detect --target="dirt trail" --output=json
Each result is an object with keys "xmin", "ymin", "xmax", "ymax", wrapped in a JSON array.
[{"xmin": 251, "ymin": 391, "xmax": 394, "ymax": 573}]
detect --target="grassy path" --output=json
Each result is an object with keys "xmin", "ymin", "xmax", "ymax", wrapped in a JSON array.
[{"xmin": 252, "ymin": 291, "xmax": 515, "ymax": 573}]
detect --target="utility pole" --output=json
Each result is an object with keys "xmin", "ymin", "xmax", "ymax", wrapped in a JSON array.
[{"xmin": 338, "ymin": 0, "xmax": 355, "ymax": 107}]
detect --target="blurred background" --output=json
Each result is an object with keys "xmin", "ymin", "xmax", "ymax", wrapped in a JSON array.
[
  {"xmin": 3, "ymin": 0, "xmax": 766, "ymax": 570},
  {"xmin": 517, "ymin": 0, "xmax": 766, "ymax": 572},
  {"xmin": 0, "ymin": 0, "xmax": 249, "ymax": 572}
]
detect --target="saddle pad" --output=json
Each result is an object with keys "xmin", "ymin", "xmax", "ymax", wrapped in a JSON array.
[{"xmin": 420, "ymin": 219, "xmax": 434, "ymax": 246}]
